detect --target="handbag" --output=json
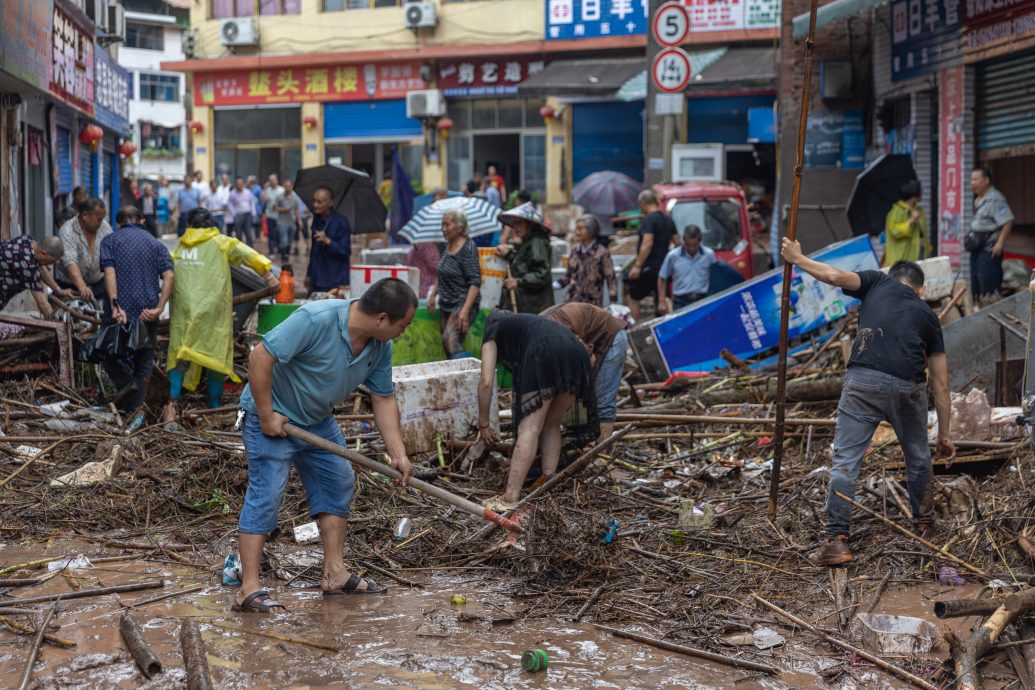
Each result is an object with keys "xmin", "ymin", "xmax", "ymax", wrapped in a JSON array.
[
  {"xmin": 963, "ymin": 230, "xmax": 989, "ymax": 253},
  {"xmin": 76, "ymin": 320, "xmax": 153, "ymax": 363}
]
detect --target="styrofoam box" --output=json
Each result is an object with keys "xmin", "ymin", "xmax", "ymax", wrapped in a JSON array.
[
  {"xmin": 361, "ymin": 247, "xmax": 411, "ymax": 266},
  {"xmin": 881, "ymin": 255, "xmax": 952, "ymax": 301},
  {"xmin": 350, "ymin": 265, "xmax": 421, "ymax": 299},
  {"xmin": 392, "ymin": 358, "xmax": 498, "ymax": 454}
]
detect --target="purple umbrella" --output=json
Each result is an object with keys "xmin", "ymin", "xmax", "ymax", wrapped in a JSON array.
[{"xmin": 573, "ymin": 170, "xmax": 643, "ymax": 216}]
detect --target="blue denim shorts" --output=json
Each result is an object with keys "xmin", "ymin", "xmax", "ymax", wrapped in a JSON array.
[{"xmin": 238, "ymin": 413, "xmax": 356, "ymax": 535}]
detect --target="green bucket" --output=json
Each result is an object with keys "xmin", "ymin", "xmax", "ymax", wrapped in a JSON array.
[{"xmin": 257, "ymin": 303, "xmax": 301, "ymax": 336}]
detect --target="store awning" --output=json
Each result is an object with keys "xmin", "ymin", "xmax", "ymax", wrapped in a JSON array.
[
  {"xmin": 792, "ymin": 0, "xmax": 890, "ymax": 39},
  {"xmin": 614, "ymin": 48, "xmax": 774, "ymax": 101},
  {"xmin": 517, "ymin": 57, "xmax": 645, "ymax": 98}
]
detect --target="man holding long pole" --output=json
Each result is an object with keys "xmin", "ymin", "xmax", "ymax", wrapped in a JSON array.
[
  {"xmin": 780, "ymin": 239, "xmax": 954, "ymax": 566},
  {"xmin": 233, "ymin": 278, "xmax": 416, "ymax": 612}
]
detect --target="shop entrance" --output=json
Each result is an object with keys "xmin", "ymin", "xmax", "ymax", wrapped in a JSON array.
[{"xmin": 473, "ymin": 133, "xmax": 520, "ymax": 193}]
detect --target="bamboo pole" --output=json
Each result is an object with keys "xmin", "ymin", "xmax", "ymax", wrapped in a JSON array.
[
  {"xmin": 952, "ymin": 589, "xmax": 1035, "ymax": 690},
  {"xmin": 769, "ymin": 0, "xmax": 822, "ymax": 520},
  {"xmin": 594, "ymin": 624, "xmax": 778, "ymax": 674},
  {"xmin": 180, "ymin": 618, "xmax": 213, "ymax": 690},
  {"xmin": 16, "ymin": 604, "xmax": 57, "ymax": 690},
  {"xmin": 2, "ymin": 579, "xmax": 164, "ymax": 606},
  {"xmin": 120, "ymin": 614, "xmax": 162, "ymax": 679}
]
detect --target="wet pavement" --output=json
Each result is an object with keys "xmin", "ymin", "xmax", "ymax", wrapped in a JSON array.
[{"xmin": 0, "ymin": 539, "xmax": 987, "ymax": 689}]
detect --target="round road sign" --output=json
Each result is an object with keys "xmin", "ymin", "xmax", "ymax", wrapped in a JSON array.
[
  {"xmin": 651, "ymin": 47, "xmax": 692, "ymax": 94},
  {"xmin": 652, "ymin": 2, "xmax": 690, "ymax": 47}
]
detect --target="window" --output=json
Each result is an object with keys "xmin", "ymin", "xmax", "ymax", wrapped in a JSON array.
[
  {"xmin": 125, "ymin": 23, "xmax": 164, "ymax": 50},
  {"xmin": 140, "ymin": 123, "xmax": 182, "ymax": 156},
  {"xmin": 212, "ymin": 0, "xmax": 258, "ymax": 18},
  {"xmin": 323, "ymin": 0, "xmax": 345, "ymax": 8},
  {"xmin": 138, "ymin": 73, "xmax": 180, "ymax": 102},
  {"xmin": 669, "ymin": 200, "xmax": 743, "ymax": 251},
  {"xmin": 260, "ymin": 0, "xmax": 302, "ymax": 14},
  {"xmin": 214, "ymin": 107, "xmax": 301, "ymax": 142}
]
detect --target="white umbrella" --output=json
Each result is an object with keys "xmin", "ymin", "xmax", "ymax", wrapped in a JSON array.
[{"xmin": 399, "ymin": 196, "xmax": 501, "ymax": 243}]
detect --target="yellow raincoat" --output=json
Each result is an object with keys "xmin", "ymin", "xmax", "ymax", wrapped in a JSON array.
[{"xmin": 167, "ymin": 227, "xmax": 271, "ymax": 390}]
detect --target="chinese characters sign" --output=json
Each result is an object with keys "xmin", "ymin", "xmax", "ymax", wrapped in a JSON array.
[
  {"xmin": 685, "ymin": 0, "xmax": 779, "ymax": 31},
  {"xmin": 938, "ymin": 66, "xmax": 964, "ymax": 268},
  {"xmin": 437, "ymin": 57, "xmax": 547, "ymax": 96},
  {"xmin": 1, "ymin": 0, "xmax": 53, "ymax": 91},
  {"xmin": 963, "ymin": 0, "xmax": 1035, "ymax": 55},
  {"xmin": 94, "ymin": 48, "xmax": 130, "ymax": 134},
  {"xmin": 194, "ymin": 61, "xmax": 424, "ymax": 106},
  {"xmin": 50, "ymin": 0, "xmax": 94, "ymax": 116},
  {"xmin": 890, "ymin": 0, "xmax": 962, "ymax": 81},
  {"xmin": 546, "ymin": 0, "xmax": 649, "ymax": 40}
]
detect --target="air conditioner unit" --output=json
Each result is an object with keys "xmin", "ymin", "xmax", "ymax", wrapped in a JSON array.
[
  {"xmin": 107, "ymin": 4, "xmax": 125, "ymax": 40},
  {"xmin": 406, "ymin": 89, "xmax": 446, "ymax": 119},
  {"xmin": 404, "ymin": 2, "xmax": 437, "ymax": 29},
  {"xmin": 220, "ymin": 18, "xmax": 259, "ymax": 47}
]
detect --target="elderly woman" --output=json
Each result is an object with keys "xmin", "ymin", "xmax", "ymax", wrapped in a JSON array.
[
  {"xmin": 477, "ymin": 310, "xmax": 598, "ymax": 509},
  {"xmin": 496, "ymin": 202, "xmax": 554, "ymax": 313},
  {"xmin": 426, "ymin": 210, "xmax": 482, "ymax": 359},
  {"xmin": 560, "ymin": 214, "xmax": 617, "ymax": 307}
]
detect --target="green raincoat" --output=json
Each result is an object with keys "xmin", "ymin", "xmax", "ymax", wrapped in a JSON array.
[
  {"xmin": 167, "ymin": 227, "xmax": 271, "ymax": 391},
  {"xmin": 500, "ymin": 230, "xmax": 554, "ymax": 314}
]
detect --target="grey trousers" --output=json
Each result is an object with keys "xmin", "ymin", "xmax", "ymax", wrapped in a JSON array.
[{"xmin": 827, "ymin": 367, "xmax": 934, "ymax": 538}]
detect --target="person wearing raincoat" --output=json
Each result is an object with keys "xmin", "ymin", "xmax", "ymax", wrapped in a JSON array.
[
  {"xmin": 495, "ymin": 202, "xmax": 554, "ymax": 314},
  {"xmin": 164, "ymin": 208, "xmax": 277, "ymax": 424}
]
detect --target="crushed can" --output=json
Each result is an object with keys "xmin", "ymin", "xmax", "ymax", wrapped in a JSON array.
[{"xmin": 222, "ymin": 553, "xmax": 241, "ymax": 587}]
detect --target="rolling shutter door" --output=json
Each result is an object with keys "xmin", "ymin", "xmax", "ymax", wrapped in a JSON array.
[
  {"xmin": 79, "ymin": 141, "xmax": 93, "ymax": 193},
  {"xmin": 323, "ymin": 100, "xmax": 421, "ymax": 141},
  {"xmin": 572, "ymin": 100, "xmax": 644, "ymax": 184},
  {"xmin": 55, "ymin": 127, "xmax": 73, "ymax": 195},
  {"xmin": 976, "ymin": 50, "xmax": 1035, "ymax": 155}
]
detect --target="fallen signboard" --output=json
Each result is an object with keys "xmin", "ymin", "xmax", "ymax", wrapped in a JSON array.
[{"xmin": 629, "ymin": 234, "xmax": 879, "ymax": 382}]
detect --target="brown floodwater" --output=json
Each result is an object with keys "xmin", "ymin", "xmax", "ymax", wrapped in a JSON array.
[{"xmin": 0, "ymin": 540, "xmax": 1001, "ymax": 689}]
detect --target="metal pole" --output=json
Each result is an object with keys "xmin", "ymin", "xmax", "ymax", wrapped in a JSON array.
[{"xmin": 767, "ymin": 0, "xmax": 821, "ymax": 520}]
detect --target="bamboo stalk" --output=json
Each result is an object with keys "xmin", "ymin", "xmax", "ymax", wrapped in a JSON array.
[
  {"xmin": 357, "ymin": 560, "xmax": 424, "ymax": 589},
  {"xmin": 573, "ymin": 584, "xmax": 605, "ymax": 622},
  {"xmin": 120, "ymin": 614, "xmax": 162, "ymax": 679},
  {"xmin": 16, "ymin": 604, "xmax": 57, "ymax": 690},
  {"xmin": 180, "ymin": 618, "xmax": 214, "ymax": 690},
  {"xmin": 2, "ymin": 579, "xmax": 164, "ymax": 606},
  {"xmin": 952, "ymin": 589, "xmax": 1035, "ymax": 690},
  {"xmin": 0, "ymin": 614, "xmax": 74, "ymax": 648},
  {"xmin": 208, "ymin": 621, "xmax": 339, "ymax": 652},
  {"xmin": 615, "ymin": 413, "xmax": 836, "ymax": 427},
  {"xmin": 594, "ymin": 624, "xmax": 777, "ymax": 674},
  {"xmin": 126, "ymin": 585, "xmax": 204, "ymax": 609},
  {"xmin": 752, "ymin": 594, "xmax": 936, "ymax": 690},
  {"xmin": 935, "ymin": 598, "xmax": 1005, "ymax": 619}
]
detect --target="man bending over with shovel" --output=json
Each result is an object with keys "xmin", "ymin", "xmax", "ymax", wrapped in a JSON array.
[
  {"xmin": 234, "ymin": 278, "xmax": 416, "ymax": 612},
  {"xmin": 780, "ymin": 239, "xmax": 954, "ymax": 566}
]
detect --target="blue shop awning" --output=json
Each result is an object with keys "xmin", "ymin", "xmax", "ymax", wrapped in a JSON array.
[{"xmin": 792, "ymin": 0, "xmax": 890, "ymax": 39}]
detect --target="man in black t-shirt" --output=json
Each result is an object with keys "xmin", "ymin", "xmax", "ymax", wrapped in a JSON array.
[
  {"xmin": 781, "ymin": 238, "xmax": 955, "ymax": 566},
  {"xmin": 625, "ymin": 189, "xmax": 676, "ymax": 320}
]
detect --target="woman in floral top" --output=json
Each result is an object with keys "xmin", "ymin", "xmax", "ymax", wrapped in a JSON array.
[{"xmin": 560, "ymin": 215, "xmax": 617, "ymax": 307}]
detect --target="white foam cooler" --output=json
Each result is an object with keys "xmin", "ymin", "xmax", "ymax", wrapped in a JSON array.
[
  {"xmin": 392, "ymin": 358, "xmax": 498, "ymax": 454},
  {"xmin": 350, "ymin": 265, "xmax": 421, "ymax": 299}
]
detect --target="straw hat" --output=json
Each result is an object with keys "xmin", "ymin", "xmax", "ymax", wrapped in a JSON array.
[{"xmin": 498, "ymin": 202, "xmax": 549, "ymax": 234}]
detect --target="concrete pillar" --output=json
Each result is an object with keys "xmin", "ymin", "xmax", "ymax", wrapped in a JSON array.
[
  {"xmin": 302, "ymin": 102, "xmax": 323, "ymax": 168},
  {"xmin": 544, "ymin": 98, "xmax": 569, "ymax": 205},
  {"xmin": 191, "ymin": 105, "xmax": 213, "ymax": 179},
  {"xmin": 422, "ymin": 125, "xmax": 446, "ymax": 192}
]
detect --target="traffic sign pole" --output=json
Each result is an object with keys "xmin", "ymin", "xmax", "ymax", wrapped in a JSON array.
[{"xmin": 646, "ymin": 1, "xmax": 690, "ymax": 185}]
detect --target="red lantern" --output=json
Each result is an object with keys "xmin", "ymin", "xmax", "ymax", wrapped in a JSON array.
[
  {"xmin": 539, "ymin": 105, "xmax": 556, "ymax": 121},
  {"xmin": 436, "ymin": 117, "xmax": 454, "ymax": 139},
  {"xmin": 303, "ymin": 115, "xmax": 318, "ymax": 129},
  {"xmin": 78, "ymin": 124, "xmax": 103, "ymax": 151},
  {"xmin": 189, "ymin": 120, "xmax": 204, "ymax": 134},
  {"xmin": 118, "ymin": 141, "xmax": 137, "ymax": 158}
]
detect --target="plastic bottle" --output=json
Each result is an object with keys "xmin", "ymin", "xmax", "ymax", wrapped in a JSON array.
[
  {"xmin": 222, "ymin": 553, "xmax": 241, "ymax": 587},
  {"xmin": 521, "ymin": 649, "xmax": 549, "ymax": 673},
  {"xmin": 394, "ymin": 517, "xmax": 413, "ymax": 540},
  {"xmin": 276, "ymin": 265, "xmax": 295, "ymax": 304}
]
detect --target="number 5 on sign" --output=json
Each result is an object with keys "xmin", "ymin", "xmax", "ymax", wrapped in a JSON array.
[
  {"xmin": 651, "ymin": 47, "xmax": 692, "ymax": 93},
  {"xmin": 652, "ymin": 1, "xmax": 690, "ymax": 46}
]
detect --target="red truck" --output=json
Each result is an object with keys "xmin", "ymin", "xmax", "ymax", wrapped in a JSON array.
[{"xmin": 653, "ymin": 181, "xmax": 757, "ymax": 280}]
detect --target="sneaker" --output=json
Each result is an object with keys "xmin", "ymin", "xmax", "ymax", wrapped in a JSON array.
[{"xmin": 811, "ymin": 535, "xmax": 854, "ymax": 566}]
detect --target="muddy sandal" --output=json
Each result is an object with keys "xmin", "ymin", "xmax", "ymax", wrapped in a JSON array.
[
  {"xmin": 323, "ymin": 572, "xmax": 387, "ymax": 596},
  {"xmin": 232, "ymin": 590, "xmax": 286, "ymax": 613}
]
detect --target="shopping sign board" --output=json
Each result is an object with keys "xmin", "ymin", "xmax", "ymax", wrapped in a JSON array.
[
  {"xmin": 545, "ymin": 0, "xmax": 777, "ymax": 40},
  {"xmin": 49, "ymin": 0, "xmax": 94, "ymax": 116},
  {"xmin": 652, "ymin": 47, "xmax": 692, "ymax": 93},
  {"xmin": 437, "ymin": 56, "xmax": 547, "ymax": 97},
  {"xmin": 890, "ymin": 0, "xmax": 962, "ymax": 81},
  {"xmin": 685, "ymin": 0, "xmax": 780, "ymax": 31},
  {"xmin": 938, "ymin": 66, "xmax": 964, "ymax": 269},
  {"xmin": 963, "ymin": 0, "xmax": 1035, "ymax": 55},
  {"xmin": 632, "ymin": 235, "xmax": 878, "ymax": 378}
]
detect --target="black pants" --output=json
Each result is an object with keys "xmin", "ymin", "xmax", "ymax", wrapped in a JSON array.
[
  {"xmin": 102, "ymin": 321, "xmax": 157, "ymax": 413},
  {"xmin": 969, "ymin": 250, "xmax": 1003, "ymax": 303},
  {"xmin": 673, "ymin": 292, "xmax": 707, "ymax": 310}
]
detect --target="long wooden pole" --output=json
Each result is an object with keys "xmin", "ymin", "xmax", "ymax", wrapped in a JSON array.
[{"xmin": 768, "ymin": 0, "xmax": 822, "ymax": 520}]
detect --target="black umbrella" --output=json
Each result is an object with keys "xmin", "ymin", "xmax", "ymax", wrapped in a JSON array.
[
  {"xmin": 293, "ymin": 164, "xmax": 386, "ymax": 235},
  {"xmin": 846, "ymin": 154, "xmax": 918, "ymax": 237}
]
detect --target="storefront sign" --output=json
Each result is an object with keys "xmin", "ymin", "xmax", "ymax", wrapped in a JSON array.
[
  {"xmin": 890, "ymin": 0, "xmax": 962, "ymax": 81},
  {"xmin": 49, "ymin": 0, "xmax": 94, "ymax": 115},
  {"xmin": 194, "ymin": 61, "xmax": 425, "ymax": 106},
  {"xmin": 684, "ymin": 0, "xmax": 780, "ymax": 31},
  {"xmin": 0, "ymin": 0, "xmax": 54, "ymax": 91},
  {"xmin": 437, "ymin": 57, "xmax": 547, "ymax": 96},
  {"xmin": 94, "ymin": 48, "xmax": 130, "ymax": 135},
  {"xmin": 938, "ymin": 65, "xmax": 964, "ymax": 268},
  {"xmin": 964, "ymin": 0, "xmax": 1035, "ymax": 54},
  {"xmin": 804, "ymin": 109, "xmax": 864, "ymax": 169},
  {"xmin": 545, "ymin": 0, "xmax": 649, "ymax": 40}
]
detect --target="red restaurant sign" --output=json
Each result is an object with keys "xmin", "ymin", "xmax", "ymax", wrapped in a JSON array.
[
  {"xmin": 194, "ymin": 61, "xmax": 425, "ymax": 106},
  {"xmin": 938, "ymin": 66, "xmax": 964, "ymax": 268},
  {"xmin": 50, "ymin": 0, "xmax": 94, "ymax": 116}
]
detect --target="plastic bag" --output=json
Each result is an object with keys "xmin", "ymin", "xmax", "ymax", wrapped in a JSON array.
[{"xmin": 75, "ymin": 320, "xmax": 153, "ymax": 363}]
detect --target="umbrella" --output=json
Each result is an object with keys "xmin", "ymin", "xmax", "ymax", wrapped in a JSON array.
[
  {"xmin": 399, "ymin": 196, "xmax": 501, "ymax": 243},
  {"xmin": 846, "ymin": 154, "xmax": 918, "ymax": 237},
  {"xmin": 573, "ymin": 170, "xmax": 643, "ymax": 216},
  {"xmin": 293, "ymin": 164, "xmax": 386, "ymax": 235}
]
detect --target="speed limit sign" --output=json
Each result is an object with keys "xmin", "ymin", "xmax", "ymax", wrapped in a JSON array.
[
  {"xmin": 651, "ymin": 47, "xmax": 692, "ymax": 93},
  {"xmin": 652, "ymin": 1, "xmax": 690, "ymax": 47}
]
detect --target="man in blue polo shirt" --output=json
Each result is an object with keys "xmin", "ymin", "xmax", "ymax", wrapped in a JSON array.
[
  {"xmin": 657, "ymin": 224, "xmax": 716, "ymax": 314},
  {"xmin": 233, "ymin": 278, "xmax": 417, "ymax": 613}
]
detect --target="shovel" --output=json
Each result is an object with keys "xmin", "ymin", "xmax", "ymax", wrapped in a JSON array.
[{"xmin": 283, "ymin": 423, "xmax": 524, "ymax": 533}]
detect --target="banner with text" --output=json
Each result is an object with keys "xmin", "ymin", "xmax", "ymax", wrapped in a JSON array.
[
  {"xmin": 890, "ymin": 0, "xmax": 962, "ymax": 81},
  {"xmin": 938, "ymin": 65, "xmax": 964, "ymax": 268},
  {"xmin": 437, "ymin": 57, "xmax": 548, "ymax": 97},
  {"xmin": 545, "ymin": 0, "xmax": 777, "ymax": 40},
  {"xmin": 50, "ymin": 0, "xmax": 94, "ymax": 116}
]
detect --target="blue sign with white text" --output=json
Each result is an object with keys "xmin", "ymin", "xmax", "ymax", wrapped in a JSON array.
[
  {"xmin": 890, "ymin": 0, "xmax": 962, "ymax": 81},
  {"xmin": 545, "ymin": 0, "xmax": 648, "ymax": 40},
  {"xmin": 93, "ymin": 47, "xmax": 130, "ymax": 135}
]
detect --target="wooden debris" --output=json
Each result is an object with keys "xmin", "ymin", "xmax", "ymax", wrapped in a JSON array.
[
  {"xmin": 180, "ymin": 618, "xmax": 214, "ymax": 690},
  {"xmin": 120, "ymin": 614, "xmax": 162, "ymax": 679},
  {"xmin": 594, "ymin": 623, "xmax": 777, "ymax": 674}
]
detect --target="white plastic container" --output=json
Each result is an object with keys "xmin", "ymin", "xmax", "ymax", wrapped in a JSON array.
[
  {"xmin": 392, "ymin": 358, "xmax": 498, "ymax": 453},
  {"xmin": 854, "ymin": 613, "xmax": 939, "ymax": 655},
  {"xmin": 293, "ymin": 521, "xmax": 320, "ymax": 544},
  {"xmin": 350, "ymin": 265, "xmax": 421, "ymax": 299}
]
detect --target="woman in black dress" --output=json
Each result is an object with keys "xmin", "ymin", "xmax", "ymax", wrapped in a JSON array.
[{"xmin": 476, "ymin": 310, "xmax": 599, "ymax": 509}]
